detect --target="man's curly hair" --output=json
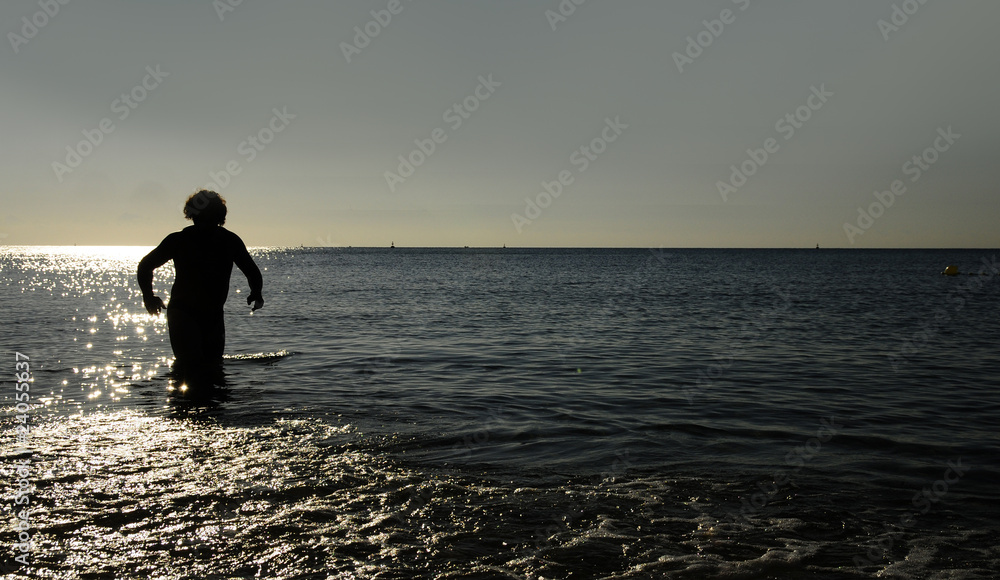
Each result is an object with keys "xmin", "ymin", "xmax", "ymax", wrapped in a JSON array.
[{"xmin": 184, "ymin": 190, "xmax": 227, "ymax": 226}]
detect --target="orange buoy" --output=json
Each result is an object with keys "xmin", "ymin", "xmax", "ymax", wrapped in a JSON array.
[{"xmin": 942, "ymin": 265, "xmax": 959, "ymax": 276}]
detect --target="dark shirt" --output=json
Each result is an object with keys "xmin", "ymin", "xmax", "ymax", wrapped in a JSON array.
[{"xmin": 137, "ymin": 224, "xmax": 263, "ymax": 313}]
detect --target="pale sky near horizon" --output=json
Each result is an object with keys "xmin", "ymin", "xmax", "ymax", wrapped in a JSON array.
[{"xmin": 2, "ymin": 1, "xmax": 998, "ymax": 248}]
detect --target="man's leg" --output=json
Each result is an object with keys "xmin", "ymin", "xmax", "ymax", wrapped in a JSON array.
[
  {"xmin": 166, "ymin": 307, "xmax": 203, "ymax": 378},
  {"xmin": 168, "ymin": 307, "xmax": 227, "ymax": 389},
  {"xmin": 203, "ymin": 310, "xmax": 226, "ymax": 380}
]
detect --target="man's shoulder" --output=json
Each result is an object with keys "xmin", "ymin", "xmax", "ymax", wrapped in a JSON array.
[
  {"xmin": 217, "ymin": 228, "xmax": 252, "ymax": 254},
  {"xmin": 162, "ymin": 230, "xmax": 186, "ymax": 244},
  {"xmin": 218, "ymin": 227, "xmax": 245, "ymax": 242}
]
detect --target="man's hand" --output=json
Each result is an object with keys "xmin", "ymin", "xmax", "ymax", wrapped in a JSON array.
[
  {"xmin": 143, "ymin": 295, "xmax": 166, "ymax": 315},
  {"xmin": 247, "ymin": 293, "xmax": 264, "ymax": 312}
]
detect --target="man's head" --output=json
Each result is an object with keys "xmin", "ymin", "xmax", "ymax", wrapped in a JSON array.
[{"xmin": 184, "ymin": 190, "xmax": 227, "ymax": 226}]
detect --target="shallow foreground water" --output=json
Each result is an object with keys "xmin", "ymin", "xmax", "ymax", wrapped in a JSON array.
[{"xmin": 2, "ymin": 246, "xmax": 998, "ymax": 578}]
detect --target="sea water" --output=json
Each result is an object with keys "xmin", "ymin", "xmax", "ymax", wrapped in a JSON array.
[{"xmin": 1, "ymin": 246, "xmax": 998, "ymax": 578}]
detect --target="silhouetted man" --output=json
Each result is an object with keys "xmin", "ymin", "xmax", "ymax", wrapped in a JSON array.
[{"xmin": 137, "ymin": 190, "xmax": 263, "ymax": 387}]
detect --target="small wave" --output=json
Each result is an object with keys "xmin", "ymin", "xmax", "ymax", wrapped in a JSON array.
[{"xmin": 222, "ymin": 350, "xmax": 293, "ymax": 362}]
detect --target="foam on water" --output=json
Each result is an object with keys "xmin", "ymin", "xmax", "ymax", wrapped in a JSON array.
[{"xmin": 222, "ymin": 350, "xmax": 292, "ymax": 362}]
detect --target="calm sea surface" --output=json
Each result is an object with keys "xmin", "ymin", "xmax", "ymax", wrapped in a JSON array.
[{"xmin": 1, "ymin": 246, "xmax": 998, "ymax": 578}]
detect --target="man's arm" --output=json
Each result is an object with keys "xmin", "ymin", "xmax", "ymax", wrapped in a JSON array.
[
  {"xmin": 137, "ymin": 235, "xmax": 176, "ymax": 314},
  {"xmin": 232, "ymin": 235, "xmax": 264, "ymax": 310}
]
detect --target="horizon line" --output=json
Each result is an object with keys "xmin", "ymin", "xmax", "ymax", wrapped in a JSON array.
[{"xmin": 2, "ymin": 244, "xmax": 997, "ymax": 251}]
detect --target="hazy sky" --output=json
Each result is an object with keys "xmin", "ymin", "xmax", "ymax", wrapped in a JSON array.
[{"xmin": 2, "ymin": 1, "xmax": 998, "ymax": 247}]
